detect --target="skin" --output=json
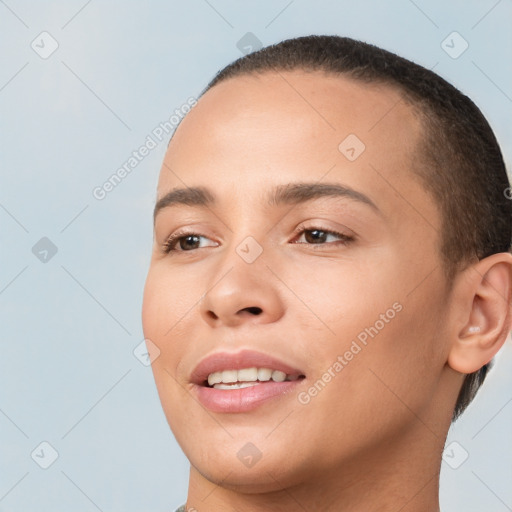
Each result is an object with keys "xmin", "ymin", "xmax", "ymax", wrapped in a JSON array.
[{"xmin": 142, "ymin": 70, "xmax": 512, "ymax": 511}]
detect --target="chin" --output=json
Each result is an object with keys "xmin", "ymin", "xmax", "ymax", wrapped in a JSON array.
[{"xmin": 190, "ymin": 455, "xmax": 304, "ymax": 494}]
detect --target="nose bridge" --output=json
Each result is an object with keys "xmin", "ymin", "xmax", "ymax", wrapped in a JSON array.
[{"xmin": 198, "ymin": 231, "xmax": 284, "ymax": 326}]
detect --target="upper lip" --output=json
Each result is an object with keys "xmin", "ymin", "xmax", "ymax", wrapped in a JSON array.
[{"xmin": 190, "ymin": 349, "xmax": 305, "ymax": 385}]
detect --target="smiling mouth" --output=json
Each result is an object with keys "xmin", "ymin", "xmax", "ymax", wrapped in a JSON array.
[{"xmin": 204, "ymin": 367, "xmax": 306, "ymax": 389}]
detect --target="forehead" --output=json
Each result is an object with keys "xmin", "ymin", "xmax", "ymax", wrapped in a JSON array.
[
  {"xmin": 161, "ymin": 71, "xmax": 421, "ymax": 172},
  {"xmin": 156, "ymin": 70, "xmax": 435, "ymax": 226}
]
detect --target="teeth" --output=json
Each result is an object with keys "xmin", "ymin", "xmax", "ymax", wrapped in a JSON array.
[
  {"xmin": 271, "ymin": 370, "xmax": 286, "ymax": 382},
  {"xmin": 207, "ymin": 372, "xmax": 221, "ymax": 386},
  {"xmin": 206, "ymin": 367, "xmax": 300, "ymax": 387},
  {"xmin": 257, "ymin": 368, "xmax": 272, "ymax": 381},
  {"xmin": 214, "ymin": 382, "xmax": 260, "ymax": 390},
  {"xmin": 238, "ymin": 367, "xmax": 258, "ymax": 381},
  {"xmin": 222, "ymin": 370, "xmax": 238, "ymax": 383}
]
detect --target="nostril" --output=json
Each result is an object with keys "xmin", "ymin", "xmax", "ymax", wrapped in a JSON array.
[{"xmin": 244, "ymin": 307, "xmax": 262, "ymax": 315}]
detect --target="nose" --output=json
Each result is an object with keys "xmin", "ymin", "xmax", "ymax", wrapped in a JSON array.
[{"xmin": 199, "ymin": 255, "xmax": 285, "ymax": 328}]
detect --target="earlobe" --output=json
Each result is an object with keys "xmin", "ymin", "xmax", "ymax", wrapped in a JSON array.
[{"xmin": 448, "ymin": 253, "xmax": 512, "ymax": 375}]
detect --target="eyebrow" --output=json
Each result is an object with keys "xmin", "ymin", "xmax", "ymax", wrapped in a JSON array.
[{"xmin": 153, "ymin": 182, "xmax": 380, "ymax": 222}]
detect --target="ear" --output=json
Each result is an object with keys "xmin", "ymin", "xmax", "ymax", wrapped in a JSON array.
[{"xmin": 448, "ymin": 252, "xmax": 512, "ymax": 374}]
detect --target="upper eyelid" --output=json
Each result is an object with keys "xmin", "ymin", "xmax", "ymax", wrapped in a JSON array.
[{"xmin": 165, "ymin": 224, "xmax": 350, "ymax": 241}]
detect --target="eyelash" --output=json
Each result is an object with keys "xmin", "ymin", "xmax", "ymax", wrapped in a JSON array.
[{"xmin": 162, "ymin": 225, "xmax": 355, "ymax": 254}]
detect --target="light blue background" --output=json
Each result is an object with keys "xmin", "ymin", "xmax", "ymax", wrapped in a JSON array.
[{"xmin": 1, "ymin": 1, "xmax": 511, "ymax": 511}]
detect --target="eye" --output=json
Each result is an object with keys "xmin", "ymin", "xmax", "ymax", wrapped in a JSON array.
[
  {"xmin": 162, "ymin": 225, "xmax": 355, "ymax": 254},
  {"xmin": 291, "ymin": 225, "xmax": 355, "ymax": 246},
  {"xmin": 162, "ymin": 231, "xmax": 217, "ymax": 253}
]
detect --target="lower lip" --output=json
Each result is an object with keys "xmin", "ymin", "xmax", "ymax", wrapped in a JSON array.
[{"xmin": 194, "ymin": 380, "xmax": 303, "ymax": 413}]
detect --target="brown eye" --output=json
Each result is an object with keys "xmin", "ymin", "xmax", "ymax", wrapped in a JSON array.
[
  {"xmin": 293, "ymin": 227, "xmax": 354, "ymax": 246},
  {"xmin": 176, "ymin": 235, "xmax": 201, "ymax": 251},
  {"xmin": 303, "ymin": 229, "xmax": 329, "ymax": 244},
  {"xmin": 163, "ymin": 233, "xmax": 217, "ymax": 254}
]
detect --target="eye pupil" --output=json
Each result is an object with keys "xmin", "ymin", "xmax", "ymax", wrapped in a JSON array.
[
  {"xmin": 181, "ymin": 235, "xmax": 200, "ymax": 250},
  {"xmin": 305, "ymin": 229, "xmax": 326, "ymax": 244}
]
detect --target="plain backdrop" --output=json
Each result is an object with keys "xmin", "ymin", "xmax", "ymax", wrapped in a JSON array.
[{"xmin": 1, "ymin": 1, "xmax": 511, "ymax": 511}]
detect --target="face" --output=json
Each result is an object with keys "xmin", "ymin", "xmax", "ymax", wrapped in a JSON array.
[{"xmin": 142, "ymin": 71, "xmax": 456, "ymax": 491}]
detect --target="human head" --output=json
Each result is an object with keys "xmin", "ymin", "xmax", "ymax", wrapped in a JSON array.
[
  {"xmin": 200, "ymin": 35, "xmax": 512, "ymax": 419},
  {"xmin": 142, "ymin": 35, "xmax": 512, "ymax": 508}
]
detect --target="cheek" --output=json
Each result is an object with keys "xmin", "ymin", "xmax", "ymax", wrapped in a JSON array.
[
  {"xmin": 295, "ymin": 305, "xmax": 443, "ymax": 462},
  {"xmin": 285, "ymin": 256, "xmax": 400, "ymax": 342},
  {"xmin": 142, "ymin": 265, "xmax": 199, "ymax": 339},
  {"xmin": 292, "ymin": 260, "xmax": 447, "ymax": 415},
  {"xmin": 326, "ymin": 284, "xmax": 448, "ymax": 420},
  {"xmin": 141, "ymin": 279, "xmax": 156, "ymax": 339},
  {"xmin": 141, "ymin": 266, "xmax": 205, "ymax": 417}
]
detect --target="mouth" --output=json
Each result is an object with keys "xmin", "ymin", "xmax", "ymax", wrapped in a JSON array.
[{"xmin": 190, "ymin": 349, "xmax": 306, "ymax": 413}]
